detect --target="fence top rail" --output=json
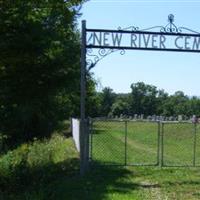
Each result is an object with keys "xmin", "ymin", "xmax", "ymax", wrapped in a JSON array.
[
  {"xmin": 91, "ymin": 118, "xmax": 158, "ymax": 122},
  {"xmin": 91, "ymin": 118, "xmax": 197, "ymax": 124},
  {"xmin": 161, "ymin": 121, "xmax": 195, "ymax": 124}
]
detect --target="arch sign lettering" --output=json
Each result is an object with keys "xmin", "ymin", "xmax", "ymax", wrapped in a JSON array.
[
  {"xmin": 87, "ymin": 27, "xmax": 200, "ymax": 51},
  {"xmin": 79, "ymin": 15, "xmax": 200, "ymax": 174}
]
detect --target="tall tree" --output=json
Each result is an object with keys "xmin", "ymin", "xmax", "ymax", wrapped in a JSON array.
[
  {"xmin": 156, "ymin": 89, "xmax": 169, "ymax": 115},
  {"xmin": 110, "ymin": 97, "xmax": 130, "ymax": 117},
  {"xmin": 130, "ymin": 82, "xmax": 158, "ymax": 115},
  {"xmin": 99, "ymin": 87, "xmax": 116, "ymax": 117},
  {"xmin": 0, "ymin": 0, "xmax": 85, "ymax": 142},
  {"xmin": 188, "ymin": 96, "xmax": 200, "ymax": 116},
  {"xmin": 162, "ymin": 91, "xmax": 189, "ymax": 116}
]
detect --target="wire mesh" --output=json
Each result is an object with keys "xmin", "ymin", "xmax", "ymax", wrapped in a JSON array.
[
  {"xmin": 90, "ymin": 120, "xmax": 125, "ymax": 165},
  {"xmin": 162, "ymin": 122, "xmax": 195, "ymax": 167},
  {"xmin": 196, "ymin": 123, "xmax": 200, "ymax": 166},
  {"xmin": 89, "ymin": 119, "xmax": 199, "ymax": 167},
  {"xmin": 126, "ymin": 121, "xmax": 159, "ymax": 166}
]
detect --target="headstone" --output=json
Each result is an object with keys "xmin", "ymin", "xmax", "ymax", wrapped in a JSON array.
[
  {"xmin": 160, "ymin": 116, "xmax": 164, "ymax": 121},
  {"xmin": 152, "ymin": 115, "xmax": 156, "ymax": 121},
  {"xmin": 192, "ymin": 115, "xmax": 197, "ymax": 123},
  {"xmin": 156, "ymin": 116, "xmax": 160, "ymax": 121},
  {"xmin": 134, "ymin": 114, "xmax": 138, "ymax": 120},
  {"xmin": 169, "ymin": 116, "xmax": 173, "ymax": 121},
  {"xmin": 178, "ymin": 115, "xmax": 182, "ymax": 122},
  {"xmin": 147, "ymin": 115, "xmax": 152, "ymax": 121}
]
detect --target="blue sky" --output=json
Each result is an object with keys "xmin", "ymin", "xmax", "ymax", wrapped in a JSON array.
[{"xmin": 79, "ymin": 0, "xmax": 200, "ymax": 96}]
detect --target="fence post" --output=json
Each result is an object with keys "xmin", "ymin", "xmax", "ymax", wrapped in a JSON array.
[
  {"xmin": 80, "ymin": 119, "xmax": 90, "ymax": 175},
  {"xmin": 89, "ymin": 118, "xmax": 93, "ymax": 162},
  {"xmin": 80, "ymin": 20, "xmax": 88, "ymax": 176},
  {"xmin": 0, "ymin": 134, "xmax": 2, "ymax": 153},
  {"xmin": 157, "ymin": 121, "xmax": 160, "ymax": 166},
  {"xmin": 69, "ymin": 117, "xmax": 72, "ymax": 135},
  {"xmin": 193, "ymin": 122, "xmax": 197, "ymax": 167},
  {"xmin": 85, "ymin": 118, "xmax": 90, "ymax": 169},
  {"xmin": 124, "ymin": 121, "xmax": 128, "ymax": 166},
  {"xmin": 160, "ymin": 122, "xmax": 164, "ymax": 167}
]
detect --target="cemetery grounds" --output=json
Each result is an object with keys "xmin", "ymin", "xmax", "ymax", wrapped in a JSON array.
[{"xmin": 1, "ymin": 120, "xmax": 200, "ymax": 199}]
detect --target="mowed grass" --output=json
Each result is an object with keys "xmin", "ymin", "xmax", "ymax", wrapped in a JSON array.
[
  {"xmin": 163, "ymin": 123, "xmax": 200, "ymax": 166},
  {"xmin": 0, "ymin": 129, "xmax": 200, "ymax": 199},
  {"xmin": 91, "ymin": 120, "xmax": 200, "ymax": 167}
]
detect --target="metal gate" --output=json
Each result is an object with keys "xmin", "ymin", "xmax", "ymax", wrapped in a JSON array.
[
  {"xmin": 80, "ymin": 15, "xmax": 200, "ymax": 174},
  {"xmin": 89, "ymin": 119, "xmax": 200, "ymax": 167},
  {"xmin": 89, "ymin": 119, "xmax": 159, "ymax": 166}
]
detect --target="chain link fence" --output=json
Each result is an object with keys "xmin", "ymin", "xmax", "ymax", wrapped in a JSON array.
[
  {"xmin": 161, "ymin": 122, "xmax": 199, "ymax": 167},
  {"xmin": 89, "ymin": 119, "xmax": 200, "ymax": 167}
]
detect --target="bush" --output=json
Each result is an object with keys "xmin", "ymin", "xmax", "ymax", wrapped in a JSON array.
[
  {"xmin": 0, "ymin": 0, "xmax": 83, "ymax": 143},
  {"xmin": 0, "ymin": 134, "xmax": 79, "ymax": 196}
]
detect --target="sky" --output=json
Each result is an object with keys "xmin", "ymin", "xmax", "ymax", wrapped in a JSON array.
[{"xmin": 78, "ymin": 0, "xmax": 200, "ymax": 96}]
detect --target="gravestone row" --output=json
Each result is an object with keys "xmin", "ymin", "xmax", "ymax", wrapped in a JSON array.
[{"xmin": 112, "ymin": 114, "xmax": 199, "ymax": 123}]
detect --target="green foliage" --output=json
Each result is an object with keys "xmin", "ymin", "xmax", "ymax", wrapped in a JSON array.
[
  {"xmin": 110, "ymin": 96, "xmax": 130, "ymax": 117},
  {"xmin": 0, "ymin": 134, "xmax": 79, "ymax": 197},
  {"xmin": 98, "ymin": 87, "xmax": 116, "ymax": 117},
  {"xmin": 161, "ymin": 91, "xmax": 188, "ymax": 116},
  {"xmin": 96, "ymin": 82, "xmax": 200, "ymax": 118},
  {"xmin": 86, "ymin": 75, "xmax": 102, "ymax": 117},
  {"xmin": 0, "ymin": 0, "xmax": 85, "ymax": 143},
  {"xmin": 130, "ymin": 82, "xmax": 158, "ymax": 115},
  {"xmin": 156, "ymin": 89, "xmax": 169, "ymax": 115},
  {"xmin": 189, "ymin": 96, "xmax": 200, "ymax": 116}
]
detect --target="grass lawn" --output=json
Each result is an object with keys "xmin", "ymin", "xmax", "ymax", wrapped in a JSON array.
[
  {"xmin": 91, "ymin": 120, "xmax": 200, "ymax": 167},
  {"xmin": 0, "ymin": 121, "xmax": 200, "ymax": 199}
]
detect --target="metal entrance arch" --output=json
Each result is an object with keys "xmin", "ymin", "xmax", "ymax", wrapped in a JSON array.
[{"xmin": 80, "ymin": 14, "xmax": 200, "ymax": 174}]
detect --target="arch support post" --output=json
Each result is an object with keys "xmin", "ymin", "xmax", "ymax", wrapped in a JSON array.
[{"xmin": 80, "ymin": 20, "xmax": 89, "ymax": 176}]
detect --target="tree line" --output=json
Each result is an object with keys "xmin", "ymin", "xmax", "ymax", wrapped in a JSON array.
[
  {"xmin": 0, "ymin": 0, "xmax": 92, "ymax": 147},
  {"xmin": 1, "ymin": 0, "xmax": 200, "ymax": 149},
  {"xmin": 90, "ymin": 82, "xmax": 200, "ymax": 118}
]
